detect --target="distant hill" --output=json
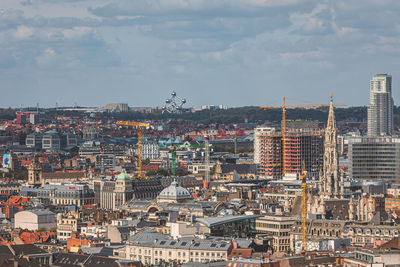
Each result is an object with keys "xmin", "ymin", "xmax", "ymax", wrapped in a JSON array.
[
  {"xmin": 5, "ymin": 106, "xmax": 400, "ymax": 128},
  {"xmin": 108, "ymin": 106, "xmax": 369, "ymax": 125}
]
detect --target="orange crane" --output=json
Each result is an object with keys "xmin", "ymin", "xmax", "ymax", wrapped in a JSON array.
[
  {"xmin": 116, "ymin": 121, "xmax": 151, "ymax": 178},
  {"xmin": 260, "ymin": 94, "xmax": 346, "ymax": 176}
]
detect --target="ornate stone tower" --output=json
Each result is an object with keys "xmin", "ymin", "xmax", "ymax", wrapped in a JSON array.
[
  {"xmin": 28, "ymin": 155, "xmax": 42, "ymax": 186},
  {"xmin": 320, "ymin": 94, "xmax": 340, "ymax": 199}
]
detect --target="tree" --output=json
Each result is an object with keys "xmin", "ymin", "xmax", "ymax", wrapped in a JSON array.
[
  {"xmin": 210, "ymin": 165, "xmax": 216, "ymax": 176},
  {"xmin": 175, "ymin": 168, "xmax": 191, "ymax": 177}
]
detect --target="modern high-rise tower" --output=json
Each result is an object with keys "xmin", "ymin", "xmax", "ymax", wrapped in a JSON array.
[{"xmin": 367, "ymin": 74, "xmax": 393, "ymax": 136}]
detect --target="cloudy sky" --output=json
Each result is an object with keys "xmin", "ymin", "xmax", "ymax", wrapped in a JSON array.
[{"xmin": 1, "ymin": 0, "xmax": 399, "ymax": 108}]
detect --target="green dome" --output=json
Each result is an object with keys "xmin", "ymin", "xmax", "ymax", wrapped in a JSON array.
[{"xmin": 117, "ymin": 172, "xmax": 131, "ymax": 180}]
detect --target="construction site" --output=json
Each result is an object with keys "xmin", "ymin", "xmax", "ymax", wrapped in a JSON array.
[{"xmin": 256, "ymin": 120, "xmax": 324, "ymax": 179}]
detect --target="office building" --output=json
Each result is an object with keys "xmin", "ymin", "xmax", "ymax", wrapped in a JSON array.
[
  {"xmin": 20, "ymin": 183, "xmax": 94, "ymax": 206},
  {"xmin": 255, "ymin": 215, "xmax": 296, "ymax": 252},
  {"xmin": 26, "ymin": 133, "xmax": 43, "ymax": 149},
  {"xmin": 104, "ymin": 103, "xmax": 129, "ymax": 112},
  {"xmin": 348, "ymin": 136, "xmax": 400, "ymax": 182},
  {"xmin": 368, "ymin": 74, "xmax": 393, "ymax": 136}
]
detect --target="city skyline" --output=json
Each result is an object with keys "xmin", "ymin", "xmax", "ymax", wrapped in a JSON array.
[{"xmin": 1, "ymin": 0, "xmax": 399, "ymax": 108}]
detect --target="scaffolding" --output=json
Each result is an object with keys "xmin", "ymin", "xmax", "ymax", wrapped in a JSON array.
[{"xmin": 257, "ymin": 129, "xmax": 324, "ymax": 178}]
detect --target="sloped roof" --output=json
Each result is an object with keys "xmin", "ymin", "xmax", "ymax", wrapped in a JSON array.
[
  {"xmin": 127, "ymin": 229, "xmax": 169, "ymax": 244},
  {"xmin": 53, "ymin": 253, "xmax": 121, "ymax": 267}
]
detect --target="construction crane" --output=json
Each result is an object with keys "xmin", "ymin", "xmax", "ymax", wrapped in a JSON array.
[
  {"xmin": 234, "ymin": 134, "xmax": 237, "ymax": 154},
  {"xmin": 300, "ymin": 164, "xmax": 308, "ymax": 252},
  {"xmin": 116, "ymin": 121, "xmax": 151, "ymax": 178},
  {"xmin": 260, "ymin": 95, "xmax": 346, "ymax": 177},
  {"xmin": 158, "ymin": 143, "xmax": 208, "ymax": 177},
  {"xmin": 158, "ymin": 146, "xmax": 179, "ymax": 177},
  {"xmin": 204, "ymin": 135, "xmax": 210, "ymax": 188}
]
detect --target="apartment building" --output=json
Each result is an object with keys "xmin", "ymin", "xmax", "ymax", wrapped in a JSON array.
[
  {"xmin": 123, "ymin": 229, "xmax": 231, "ymax": 265},
  {"xmin": 57, "ymin": 212, "xmax": 81, "ymax": 241},
  {"xmin": 342, "ymin": 224, "xmax": 400, "ymax": 246}
]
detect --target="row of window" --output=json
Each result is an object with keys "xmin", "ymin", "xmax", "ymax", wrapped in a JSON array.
[{"xmin": 130, "ymin": 247, "xmax": 224, "ymax": 259}]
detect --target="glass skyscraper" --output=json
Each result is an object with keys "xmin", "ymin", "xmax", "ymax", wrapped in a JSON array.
[{"xmin": 367, "ymin": 74, "xmax": 393, "ymax": 136}]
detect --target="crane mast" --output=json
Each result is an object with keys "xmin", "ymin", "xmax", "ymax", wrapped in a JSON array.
[
  {"xmin": 282, "ymin": 97, "xmax": 286, "ymax": 177},
  {"xmin": 301, "ymin": 168, "xmax": 307, "ymax": 251},
  {"xmin": 204, "ymin": 135, "xmax": 210, "ymax": 188},
  {"xmin": 116, "ymin": 121, "xmax": 150, "ymax": 178},
  {"xmin": 138, "ymin": 129, "xmax": 143, "ymax": 178}
]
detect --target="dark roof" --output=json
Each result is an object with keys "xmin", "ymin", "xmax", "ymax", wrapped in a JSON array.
[
  {"xmin": 0, "ymin": 244, "xmax": 46, "ymax": 256},
  {"xmin": 42, "ymin": 172, "xmax": 86, "ymax": 179},
  {"xmin": 53, "ymin": 253, "xmax": 120, "ymax": 267},
  {"xmin": 116, "ymin": 226, "xmax": 135, "ymax": 234},
  {"xmin": 0, "ymin": 257, "xmax": 45, "ymax": 267},
  {"xmin": 220, "ymin": 164, "xmax": 257, "ymax": 174}
]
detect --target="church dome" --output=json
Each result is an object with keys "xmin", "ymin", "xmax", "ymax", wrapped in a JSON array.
[
  {"xmin": 157, "ymin": 179, "xmax": 192, "ymax": 203},
  {"xmin": 117, "ymin": 172, "xmax": 131, "ymax": 181}
]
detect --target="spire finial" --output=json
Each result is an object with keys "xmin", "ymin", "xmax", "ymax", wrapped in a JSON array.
[{"xmin": 330, "ymin": 92, "xmax": 333, "ymax": 103}]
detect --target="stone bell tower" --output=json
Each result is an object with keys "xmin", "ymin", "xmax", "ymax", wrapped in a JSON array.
[
  {"xmin": 319, "ymin": 93, "xmax": 340, "ymax": 199},
  {"xmin": 28, "ymin": 155, "xmax": 42, "ymax": 186}
]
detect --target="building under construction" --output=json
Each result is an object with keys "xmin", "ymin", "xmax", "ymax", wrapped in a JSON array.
[{"xmin": 256, "ymin": 120, "xmax": 324, "ymax": 179}]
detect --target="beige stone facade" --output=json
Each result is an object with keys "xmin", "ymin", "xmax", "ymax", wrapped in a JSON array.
[{"xmin": 255, "ymin": 215, "xmax": 296, "ymax": 252}]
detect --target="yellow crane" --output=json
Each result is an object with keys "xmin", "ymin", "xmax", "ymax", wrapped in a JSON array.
[
  {"xmin": 300, "ymin": 165, "xmax": 307, "ymax": 251},
  {"xmin": 260, "ymin": 95, "xmax": 346, "ymax": 176},
  {"xmin": 116, "ymin": 121, "xmax": 151, "ymax": 178}
]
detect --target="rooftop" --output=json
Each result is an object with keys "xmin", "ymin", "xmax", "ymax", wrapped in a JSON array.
[{"xmin": 196, "ymin": 215, "xmax": 262, "ymax": 227}]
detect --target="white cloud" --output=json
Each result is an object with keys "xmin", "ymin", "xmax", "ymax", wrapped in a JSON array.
[
  {"xmin": 36, "ymin": 48, "xmax": 57, "ymax": 67},
  {"xmin": 13, "ymin": 25, "xmax": 34, "ymax": 39},
  {"xmin": 1, "ymin": 0, "xmax": 400, "ymax": 107},
  {"xmin": 62, "ymin": 26, "xmax": 93, "ymax": 39}
]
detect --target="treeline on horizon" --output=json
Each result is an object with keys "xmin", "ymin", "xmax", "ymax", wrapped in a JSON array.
[{"xmin": 2, "ymin": 106, "xmax": 400, "ymax": 126}]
